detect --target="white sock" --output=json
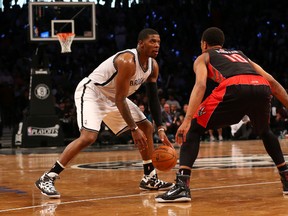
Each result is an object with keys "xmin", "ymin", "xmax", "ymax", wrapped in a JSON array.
[
  {"xmin": 47, "ymin": 172, "xmax": 58, "ymax": 178},
  {"xmin": 143, "ymin": 159, "xmax": 152, "ymax": 164}
]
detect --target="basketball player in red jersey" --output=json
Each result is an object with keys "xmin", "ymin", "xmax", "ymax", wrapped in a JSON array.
[
  {"xmin": 35, "ymin": 28, "xmax": 174, "ymax": 198},
  {"xmin": 156, "ymin": 27, "xmax": 288, "ymax": 202}
]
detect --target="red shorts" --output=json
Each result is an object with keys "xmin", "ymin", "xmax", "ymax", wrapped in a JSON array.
[{"xmin": 193, "ymin": 75, "xmax": 271, "ymax": 134}]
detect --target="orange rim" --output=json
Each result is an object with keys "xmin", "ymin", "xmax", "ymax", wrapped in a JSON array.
[{"xmin": 57, "ymin": 33, "xmax": 75, "ymax": 40}]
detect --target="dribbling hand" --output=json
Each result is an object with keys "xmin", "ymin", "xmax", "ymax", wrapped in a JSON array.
[{"xmin": 158, "ymin": 129, "xmax": 174, "ymax": 148}]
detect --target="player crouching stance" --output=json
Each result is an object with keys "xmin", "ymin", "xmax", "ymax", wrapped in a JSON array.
[
  {"xmin": 156, "ymin": 27, "xmax": 288, "ymax": 202},
  {"xmin": 35, "ymin": 28, "xmax": 174, "ymax": 198}
]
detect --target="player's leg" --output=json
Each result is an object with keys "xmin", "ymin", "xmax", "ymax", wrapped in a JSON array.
[
  {"xmin": 58, "ymin": 129, "xmax": 98, "ymax": 165},
  {"xmin": 260, "ymin": 129, "xmax": 288, "ymax": 195},
  {"xmin": 35, "ymin": 129, "xmax": 98, "ymax": 198},
  {"xmin": 247, "ymin": 85, "xmax": 288, "ymax": 195},
  {"xmin": 137, "ymin": 119, "xmax": 154, "ymax": 160},
  {"xmin": 155, "ymin": 120, "xmax": 205, "ymax": 202},
  {"xmin": 137, "ymin": 120, "xmax": 174, "ymax": 191},
  {"xmin": 156, "ymin": 83, "xmax": 246, "ymax": 202},
  {"xmin": 35, "ymin": 78, "xmax": 103, "ymax": 198},
  {"xmin": 104, "ymin": 99, "xmax": 174, "ymax": 191}
]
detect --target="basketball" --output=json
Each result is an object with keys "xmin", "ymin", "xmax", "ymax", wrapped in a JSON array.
[{"xmin": 152, "ymin": 145, "xmax": 177, "ymax": 171}]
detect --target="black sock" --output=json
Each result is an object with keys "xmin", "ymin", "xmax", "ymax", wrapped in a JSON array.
[
  {"xmin": 49, "ymin": 161, "xmax": 65, "ymax": 175},
  {"xmin": 278, "ymin": 164, "xmax": 288, "ymax": 172},
  {"xmin": 143, "ymin": 162, "xmax": 154, "ymax": 175},
  {"xmin": 177, "ymin": 172, "xmax": 191, "ymax": 187},
  {"xmin": 179, "ymin": 168, "xmax": 191, "ymax": 176}
]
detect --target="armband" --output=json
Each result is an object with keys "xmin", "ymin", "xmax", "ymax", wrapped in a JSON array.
[{"xmin": 146, "ymin": 82, "xmax": 162, "ymax": 127}]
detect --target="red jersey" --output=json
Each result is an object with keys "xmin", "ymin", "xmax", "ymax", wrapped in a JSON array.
[{"xmin": 206, "ymin": 48, "xmax": 259, "ymax": 83}]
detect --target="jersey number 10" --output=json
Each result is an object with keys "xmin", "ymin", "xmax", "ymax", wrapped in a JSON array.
[{"xmin": 223, "ymin": 54, "xmax": 248, "ymax": 63}]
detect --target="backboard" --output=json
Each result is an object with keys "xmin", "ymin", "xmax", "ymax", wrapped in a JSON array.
[{"xmin": 28, "ymin": 2, "xmax": 96, "ymax": 42}]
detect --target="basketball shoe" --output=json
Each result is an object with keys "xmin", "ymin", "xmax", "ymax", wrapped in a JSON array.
[
  {"xmin": 35, "ymin": 172, "xmax": 60, "ymax": 198},
  {"xmin": 139, "ymin": 170, "xmax": 174, "ymax": 191},
  {"xmin": 155, "ymin": 174, "xmax": 191, "ymax": 202},
  {"xmin": 280, "ymin": 170, "xmax": 288, "ymax": 195}
]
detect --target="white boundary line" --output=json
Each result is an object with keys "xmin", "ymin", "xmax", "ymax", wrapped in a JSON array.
[{"xmin": 0, "ymin": 181, "xmax": 280, "ymax": 213}]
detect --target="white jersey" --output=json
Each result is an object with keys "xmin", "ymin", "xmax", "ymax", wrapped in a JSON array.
[
  {"xmin": 74, "ymin": 48, "xmax": 152, "ymax": 134},
  {"xmin": 88, "ymin": 48, "xmax": 153, "ymax": 99}
]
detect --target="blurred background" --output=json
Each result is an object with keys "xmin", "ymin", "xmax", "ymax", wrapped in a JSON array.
[{"xmin": 1, "ymin": 0, "xmax": 288, "ymax": 147}]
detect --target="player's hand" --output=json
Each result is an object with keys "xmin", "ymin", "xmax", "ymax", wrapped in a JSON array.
[
  {"xmin": 158, "ymin": 129, "xmax": 174, "ymax": 148},
  {"xmin": 131, "ymin": 128, "xmax": 148, "ymax": 151},
  {"xmin": 176, "ymin": 120, "xmax": 191, "ymax": 145}
]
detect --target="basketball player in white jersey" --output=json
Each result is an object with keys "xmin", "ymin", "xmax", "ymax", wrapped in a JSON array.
[{"xmin": 35, "ymin": 28, "xmax": 174, "ymax": 198}]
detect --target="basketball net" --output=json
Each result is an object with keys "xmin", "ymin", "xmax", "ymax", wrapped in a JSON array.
[{"xmin": 56, "ymin": 33, "xmax": 75, "ymax": 53}]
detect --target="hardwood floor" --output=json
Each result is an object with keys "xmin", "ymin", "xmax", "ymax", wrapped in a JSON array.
[{"xmin": 0, "ymin": 139, "xmax": 288, "ymax": 215}]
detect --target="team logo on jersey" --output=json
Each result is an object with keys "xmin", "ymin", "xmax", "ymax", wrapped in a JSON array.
[
  {"xmin": 71, "ymin": 155, "xmax": 288, "ymax": 170},
  {"xmin": 198, "ymin": 106, "xmax": 206, "ymax": 116},
  {"xmin": 130, "ymin": 78, "xmax": 144, "ymax": 86},
  {"xmin": 34, "ymin": 84, "xmax": 50, "ymax": 100}
]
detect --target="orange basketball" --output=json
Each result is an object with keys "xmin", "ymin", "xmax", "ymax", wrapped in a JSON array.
[{"xmin": 152, "ymin": 145, "xmax": 177, "ymax": 171}]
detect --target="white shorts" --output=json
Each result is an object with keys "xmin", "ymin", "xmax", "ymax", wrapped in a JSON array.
[{"xmin": 74, "ymin": 77, "xmax": 146, "ymax": 135}]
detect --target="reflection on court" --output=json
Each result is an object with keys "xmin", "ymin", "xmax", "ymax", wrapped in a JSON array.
[{"xmin": 0, "ymin": 139, "xmax": 288, "ymax": 215}]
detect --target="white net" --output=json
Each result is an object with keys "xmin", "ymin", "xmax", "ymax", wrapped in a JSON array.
[{"xmin": 57, "ymin": 33, "xmax": 75, "ymax": 53}]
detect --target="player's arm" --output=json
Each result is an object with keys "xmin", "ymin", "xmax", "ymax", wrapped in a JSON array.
[
  {"xmin": 114, "ymin": 53, "xmax": 138, "ymax": 130},
  {"xmin": 146, "ymin": 59, "xmax": 173, "ymax": 147},
  {"xmin": 115, "ymin": 53, "xmax": 148, "ymax": 150},
  {"xmin": 146, "ymin": 59, "xmax": 162, "ymax": 129},
  {"xmin": 176, "ymin": 53, "xmax": 208, "ymax": 144},
  {"xmin": 249, "ymin": 60, "xmax": 288, "ymax": 108},
  {"xmin": 185, "ymin": 53, "xmax": 207, "ymax": 121}
]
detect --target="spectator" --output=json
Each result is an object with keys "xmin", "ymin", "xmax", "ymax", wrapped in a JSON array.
[
  {"xmin": 1, "ymin": 1, "xmax": 288, "ymax": 146},
  {"xmin": 170, "ymin": 104, "xmax": 181, "ymax": 121},
  {"xmin": 166, "ymin": 90, "xmax": 181, "ymax": 110},
  {"xmin": 159, "ymin": 97, "xmax": 166, "ymax": 112},
  {"xmin": 161, "ymin": 103, "xmax": 177, "ymax": 142},
  {"xmin": 138, "ymin": 104, "xmax": 152, "ymax": 123},
  {"xmin": 270, "ymin": 107, "xmax": 288, "ymax": 138},
  {"xmin": 208, "ymin": 128, "xmax": 223, "ymax": 141},
  {"xmin": 230, "ymin": 115, "xmax": 254, "ymax": 140}
]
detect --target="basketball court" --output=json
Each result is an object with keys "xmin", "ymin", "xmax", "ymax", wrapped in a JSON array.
[
  {"xmin": 1, "ymin": 2, "xmax": 287, "ymax": 215},
  {"xmin": 0, "ymin": 139, "xmax": 287, "ymax": 215}
]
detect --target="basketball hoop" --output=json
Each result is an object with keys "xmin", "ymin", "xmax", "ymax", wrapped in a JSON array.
[{"xmin": 56, "ymin": 33, "xmax": 75, "ymax": 53}]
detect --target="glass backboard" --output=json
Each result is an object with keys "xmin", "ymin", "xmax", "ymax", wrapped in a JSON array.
[{"xmin": 28, "ymin": 2, "xmax": 96, "ymax": 42}]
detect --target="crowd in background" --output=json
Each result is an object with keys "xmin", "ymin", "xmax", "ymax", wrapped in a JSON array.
[{"xmin": 1, "ymin": 0, "xmax": 288, "ymax": 145}]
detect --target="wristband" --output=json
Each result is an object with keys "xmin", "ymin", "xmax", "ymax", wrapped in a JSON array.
[
  {"xmin": 131, "ymin": 126, "xmax": 139, "ymax": 132},
  {"xmin": 158, "ymin": 128, "xmax": 165, "ymax": 132}
]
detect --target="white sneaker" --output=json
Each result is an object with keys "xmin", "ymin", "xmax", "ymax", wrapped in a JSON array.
[
  {"xmin": 139, "ymin": 170, "xmax": 174, "ymax": 191},
  {"xmin": 35, "ymin": 172, "xmax": 60, "ymax": 198}
]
